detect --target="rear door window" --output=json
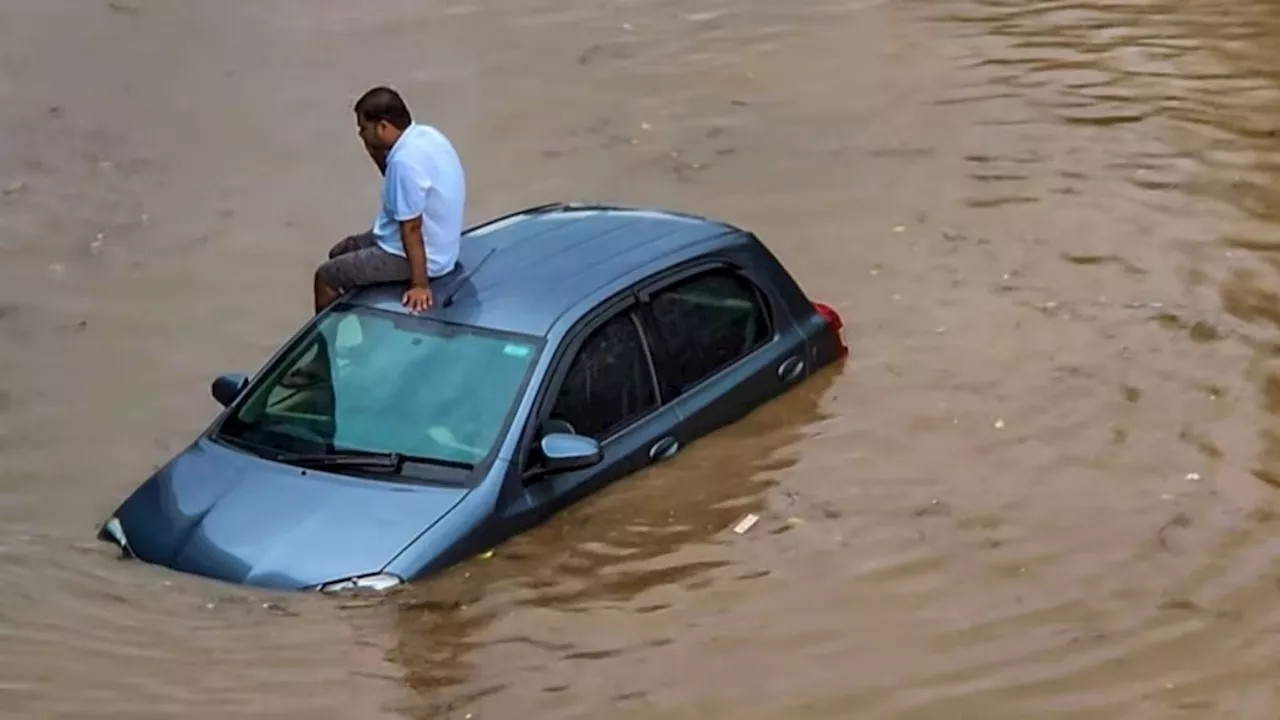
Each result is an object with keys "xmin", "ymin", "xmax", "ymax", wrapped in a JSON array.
[
  {"xmin": 548, "ymin": 310, "xmax": 658, "ymax": 441},
  {"xmin": 645, "ymin": 269, "xmax": 772, "ymax": 396}
]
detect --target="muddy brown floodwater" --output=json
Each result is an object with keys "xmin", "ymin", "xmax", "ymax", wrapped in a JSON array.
[{"xmin": 8, "ymin": 0, "xmax": 1280, "ymax": 717}]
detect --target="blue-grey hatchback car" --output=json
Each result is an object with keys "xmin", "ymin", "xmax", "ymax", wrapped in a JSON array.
[{"xmin": 97, "ymin": 202, "xmax": 848, "ymax": 593}]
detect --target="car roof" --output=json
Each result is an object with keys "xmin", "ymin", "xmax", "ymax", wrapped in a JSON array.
[{"xmin": 344, "ymin": 202, "xmax": 749, "ymax": 337}]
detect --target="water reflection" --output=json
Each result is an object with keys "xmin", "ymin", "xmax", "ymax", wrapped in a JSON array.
[
  {"xmin": 381, "ymin": 369, "xmax": 837, "ymax": 715},
  {"xmin": 17, "ymin": 0, "xmax": 1280, "ymax": 715}
]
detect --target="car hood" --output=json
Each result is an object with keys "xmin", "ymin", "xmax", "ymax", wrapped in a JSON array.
[{"xmin": 108, "ymin": 437, "xmax": 470, "ymax": 590}]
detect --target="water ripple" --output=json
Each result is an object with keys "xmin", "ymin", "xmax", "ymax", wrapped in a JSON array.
[{"xmin": 11, "ymin": 0, "xmax": 1280, "ymax": 717}]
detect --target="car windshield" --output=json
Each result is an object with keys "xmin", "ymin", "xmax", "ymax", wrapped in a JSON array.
[{"xmin": 215, "ymin": 305, "xmax": 540, "ymax": 476}]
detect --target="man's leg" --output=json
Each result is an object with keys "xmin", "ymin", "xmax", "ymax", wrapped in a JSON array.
[
  {"xmin": 289, "ymin": 245, "xmax": 414, "ymax": 387},
  {"xmin": 328, "ymin": 230, "xmax": 376, "ymax": 260},
  {"xmin": 313, "ymin": 272, "xmax": 343, "ymax": 314},
  {"xmin": 314, "ymin": 232, "xmax": 385, "ymax": 313},
  {"xmin": 314, "ymin": 243, "xmax": 412, "ymax": 313}
]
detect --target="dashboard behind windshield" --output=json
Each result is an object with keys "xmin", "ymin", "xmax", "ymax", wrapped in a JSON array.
[{"xmin": 216, "ymin": 305, "xmax": 541, "ymax": 476}]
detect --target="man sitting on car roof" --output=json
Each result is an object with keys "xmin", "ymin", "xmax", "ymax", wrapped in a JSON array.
[{"xmin": 312, "ymin": 85, "xmax": 467, "ymax": 315}]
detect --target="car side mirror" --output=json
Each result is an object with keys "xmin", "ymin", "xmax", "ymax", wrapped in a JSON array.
[
  {"xmin": 538, "ymin": 432, "xmax": 601, "ymax": 473},
  {"xmin": 211, "ymin": 372, "xmax": 249, "ymax": 408}
]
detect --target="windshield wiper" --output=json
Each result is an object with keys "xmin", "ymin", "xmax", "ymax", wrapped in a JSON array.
[
  {"xmin": 273, "ymin": 448, "xmax": 475, "ymax": 472},
  {"xmin": 274, "ymin": 448, "xmax": 404, "ymax": 470}
]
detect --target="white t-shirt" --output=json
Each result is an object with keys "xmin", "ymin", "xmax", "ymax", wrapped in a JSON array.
[{"xmin": 371, "ymin": 124, "xmax": 467, "ymax": 278}]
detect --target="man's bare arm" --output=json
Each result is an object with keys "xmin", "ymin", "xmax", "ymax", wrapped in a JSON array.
[{"xmin": 401, "ymin": 215, "xmax": 428, "ymax": 289}]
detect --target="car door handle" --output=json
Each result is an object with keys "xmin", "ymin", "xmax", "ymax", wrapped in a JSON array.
[
  {"xmin": 650, "ymin": 436, "xmax": 680, "ymax": 462},
  {"xmin": 778, "ymin": 356, "xmax": 805, "ymax": 382}
]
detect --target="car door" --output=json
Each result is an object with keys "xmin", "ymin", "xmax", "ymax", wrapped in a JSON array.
[
  {"xmin": 637, "ymin": 260, "xmax": 807, "ymax": 444},
  {"xmin": 501, "ymin": 298, "xmax": 678, "ymax": 531}
]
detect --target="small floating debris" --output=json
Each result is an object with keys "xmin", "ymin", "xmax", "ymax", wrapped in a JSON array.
[
  {"xmin": 732, "ymin": 513, "xmax": 760, "ymax": 535},
  {"xmin": 994, "ymin": 418, "xmax": 1005, "ymax": 429},
  {"xmin": 262, "ymin": 601, "xmax": 297, "ymax": 616}
]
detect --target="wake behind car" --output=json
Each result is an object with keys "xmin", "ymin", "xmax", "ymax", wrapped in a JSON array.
[{"xmin": 97, "ymin": 202, "xmax": 849, "ymax": 592}]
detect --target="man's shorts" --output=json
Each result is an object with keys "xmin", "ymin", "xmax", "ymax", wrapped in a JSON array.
[{"xmin": 314, "ymin": 231, "xmax": 410, "ymax": 290}]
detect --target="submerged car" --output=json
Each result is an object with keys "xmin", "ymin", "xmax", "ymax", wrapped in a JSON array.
[{"xmin": 97, "ymin": 202, "xmax": 848, "ymax": 592}]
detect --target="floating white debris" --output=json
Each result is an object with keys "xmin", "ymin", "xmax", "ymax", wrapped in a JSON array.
[
  {"xmin": 732, "ymin": 513, "xmax": 760, "ymax": 534},
  {"xmin": 1185, "ymin": 472, "xmax": 1201, "ymax": 481},
  {"xmin": 994, "ymin": 418, "xmax": 1005, "ymax": 429}
]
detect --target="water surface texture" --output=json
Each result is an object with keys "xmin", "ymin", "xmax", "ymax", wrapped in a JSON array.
[{"xmin": 4, "ymin": 0, "xmax": 1280, "ymax": 717}]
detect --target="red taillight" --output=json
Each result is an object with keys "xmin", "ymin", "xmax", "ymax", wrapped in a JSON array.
[{"xmin": 814, "ymin": 302, "xmax": 848, "ymax": 357}]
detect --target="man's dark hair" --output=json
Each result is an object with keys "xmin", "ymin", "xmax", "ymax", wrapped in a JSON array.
[{"xmin": 354, "ymin": 86, "xmax": 413, "ymax": 130}]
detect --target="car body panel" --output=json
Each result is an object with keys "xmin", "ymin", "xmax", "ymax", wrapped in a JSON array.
[
  {"xmin": 514, "ymin": 404, "xmax": 680, "ymax": 528},
  {"xmin": 112, "ymin": 437, "xmax": 469, "ymax": 588},
  {"xmin": 383, "ymin": 464, "xmax": 508, "ymax": 581},
  {"xmin": 99, "ymin": 202, "xmax": 848, "ymax": 591},
  {"xmin": 353, "ymin": 204, "xmax": 739, "ymax": 338}
]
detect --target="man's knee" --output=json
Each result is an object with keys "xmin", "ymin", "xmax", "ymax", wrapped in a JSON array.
[
  {"xmin": 315, "ymin": 247, "xmax": 405, "ymax": 293},
  {"xmin": 328, "ymin": 239, "xmax": 350, "ymax": 260},
  {"xmin": 329, "ymin": 231, "xmax": 374, "ymax": 259},
  {"xmin": 314, "ymin": 260, "xmax": 343, "ymax": 291}
]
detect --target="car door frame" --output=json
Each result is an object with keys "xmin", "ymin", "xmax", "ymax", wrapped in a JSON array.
[
  {"xmin": 497, "ymin": 287, "xmax": 679, "ymax": 530},
  {"xmin": 630, "ymin": 252, "xmax": 810, "ymax": 444}
]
